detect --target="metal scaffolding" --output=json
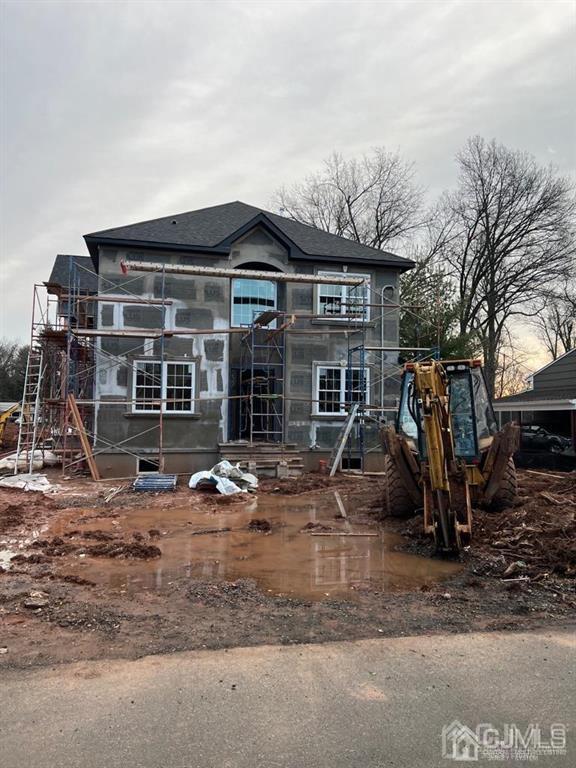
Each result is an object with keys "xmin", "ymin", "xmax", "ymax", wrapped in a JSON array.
[
  {"xmin": 13, "ymin": 256, "xmax": 437, "ymax": 478},
  {"xmin": 238, "ymin": 310, "xmax": 291, "ymax": 444}
]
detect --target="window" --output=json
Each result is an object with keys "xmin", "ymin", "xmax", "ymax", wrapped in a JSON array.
[
  {"xmin": 137, "ymin": 457, "xmax": 160, "ymax": 473},
  {"xmin": 134, "ymin": 361, "xmax": 162, "ymax": 412},
  {"xmin": 314, "ymin": 365, "xmax": 369, "ymax": 415},
  {"xmin": 133, "ymin": 360, "xmax": 195, "ymax": 413},
  {"xmin": 232, "ymin": 278, "xmax": 277, "ymax": 326},
  {"xmin": 317, "ymin": 271, "xmax": 370, "ymax": 320}
]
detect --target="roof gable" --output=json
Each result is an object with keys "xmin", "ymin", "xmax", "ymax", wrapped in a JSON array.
[
  {"xmin": 85, "ymin": 201, "xmax": 414, "ymax": 270},
  {"xmin": 531, "ymin": 348, "xmax": 576, "ymax": 379},
  {"xmin": 46, "ymin": 254, "xmax": 98, "ymax": 293}
]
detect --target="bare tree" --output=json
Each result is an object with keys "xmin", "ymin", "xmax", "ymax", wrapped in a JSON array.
[
  {"xmin": 399, "ymin": 221, "xmax": 480, "ymax": 358},
  {"xmin": 438, "ymin": 137, "xmax": 575, "ymax": 396},
  {"xmin": 274, "ymin": 148, "xmax": 423, "ymax": 249},
  {"xmin": 531, "ymin": 279, "xmax": 576, "ymax": 359},
  {"xmin": 493, "ymin": 332, "xmax": 533, "ymax": 399}
]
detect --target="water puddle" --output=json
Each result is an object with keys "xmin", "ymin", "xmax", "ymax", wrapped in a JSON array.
[{"xmin": 14, "ymin": 489, "xmax": 462, "ymax": 600}]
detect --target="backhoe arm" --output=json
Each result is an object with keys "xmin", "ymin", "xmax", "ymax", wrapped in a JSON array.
[{"xmin": 409, "ymin": 361, "xmax": 470, "ymax": 551}]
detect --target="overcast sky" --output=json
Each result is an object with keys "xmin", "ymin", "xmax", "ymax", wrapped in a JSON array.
[{"xmin": 1, "ymin": 0, "xmax": 575, "ymax": 358}]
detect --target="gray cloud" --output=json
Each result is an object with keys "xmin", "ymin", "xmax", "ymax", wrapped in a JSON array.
[{"xmin": 1, "ymin": 0, "xmax": 574, "ymax": 343}]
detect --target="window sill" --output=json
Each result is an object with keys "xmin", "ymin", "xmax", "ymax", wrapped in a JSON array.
[{"xmin": 124, "ymin": 412, "xmax": 201, "ymax": 420}]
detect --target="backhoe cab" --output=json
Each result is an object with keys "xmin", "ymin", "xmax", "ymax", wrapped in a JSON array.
[{"xmin": 381, "ymin": 359, "xmax": 519, "ymax": 553}]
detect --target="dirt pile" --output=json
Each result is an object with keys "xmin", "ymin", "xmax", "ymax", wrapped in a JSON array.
[
  {"xmin": 247, "ymin": 519, "xmax": 272, "ymax": 533},
  {"xmin": 28, "ymin": 534, "xmax": 161, "ymax": 560},
  {"xmin": 188, "ymin": 578, "xmax": 279, "ymax": 608},
  {"xmin": 260, "ymin": 473, "xmax": 359, "ymax": 495},
  {"xmin": 86, "ymin": 542, "xmax": 161, "ymax": 559},
  {"xmin": 473, "ymin": 471, "xmax": 575, "ymax": 580},
  {"xmin": 0, "ymin": 489, "xmax": 57, "ymax": 533},
  {"xmin": 401, "ymin": 470, "xmax": 575, "ymax": 582},
  {"xmin": 300, "ymin": 521, "xmax": 336, "ymax": 533}
]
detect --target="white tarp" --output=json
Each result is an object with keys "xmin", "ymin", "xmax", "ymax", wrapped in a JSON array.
[{"xmin": 189, "ymin": 460, "xmax": 258, "ymax": 495}]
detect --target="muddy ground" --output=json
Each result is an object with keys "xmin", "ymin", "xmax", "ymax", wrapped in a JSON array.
[{"xmin": 0, "ymin": 469, "xmax": 574, "ymax": 669}]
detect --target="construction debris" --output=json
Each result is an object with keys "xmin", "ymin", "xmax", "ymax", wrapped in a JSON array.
[
  {"xmin": 23, "ymin": 590, "xmax": 50, "ymax": 609},
  {"xmin": 0, "ymin": 473, "xmax": 53, "ymax": 493},
  {"xmin": 189, "ymin": 460, "xmax": 258, "ymax": 495}
]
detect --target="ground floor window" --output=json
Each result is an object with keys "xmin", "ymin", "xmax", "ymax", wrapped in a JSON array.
[
  {"xmin": 314, "ymin": 365, "xmax": 369, "ymax": 415},
  {"xmin": 133, "ymin": 360, "xmax": 195, "ymax": 413},
  {"xmin": 137, "ymin": 457, "xmax": 160, "ymax": 473}
]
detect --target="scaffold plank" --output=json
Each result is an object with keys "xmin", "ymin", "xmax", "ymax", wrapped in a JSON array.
[{"xmin": 121, "ymin": 261, "xmax": 366, "ymax": 285}]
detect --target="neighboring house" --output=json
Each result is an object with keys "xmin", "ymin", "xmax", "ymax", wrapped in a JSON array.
[
  {"xmin": 47, "ymin": 201, "xmax": 413, "ymax": 478},
  {"xmin": 493, "ymin": 348, "xmax": 576, "ymax": 451}
]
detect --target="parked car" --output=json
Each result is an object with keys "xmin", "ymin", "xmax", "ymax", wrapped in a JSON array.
[{"xmin": 520, "ymin": 425, "xmax": 571, "ymax": 453}]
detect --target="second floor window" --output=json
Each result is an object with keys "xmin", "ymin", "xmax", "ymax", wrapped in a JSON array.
[
  {"xmin": 232, "ymin": 278, "xmax": 277, "ymax": 326},
  {"xmin": 317, "ymin": 271, "xmax": 370, "ymax": 320},
  {"xmin": 133, "ymin": 360, "xmax": 195, "ymax": 413}
]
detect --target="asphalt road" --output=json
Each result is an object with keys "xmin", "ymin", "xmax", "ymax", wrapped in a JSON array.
[{"xmin": 2, "ymin": 629, "xmax": 574, "ymax": 768}]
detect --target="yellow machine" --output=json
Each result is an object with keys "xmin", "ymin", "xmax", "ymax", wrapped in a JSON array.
[
  {"xmin": 0, "ymin": 403, "xmax": 20, "ymax": 448},
  {"xmin": 381, "ymin": 359, "xmax": 519, "ymax": 552}
]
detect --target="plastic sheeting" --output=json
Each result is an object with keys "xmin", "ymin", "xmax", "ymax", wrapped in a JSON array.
[
  {"xmin": 0, "ymin": 473, "xmax": 52, "ymax": 492},
  {"xmin": 0, "ymin": 450, "xmax": 60, "ymax": 473},
  {"xmin": 189, "ymin": 460, "xmax": 258, "ymax": 495}
]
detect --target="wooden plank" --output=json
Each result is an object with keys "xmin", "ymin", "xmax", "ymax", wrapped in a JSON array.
[
  {"xmin": 329, "ymin": 404, "xmax": 359, "ymax": 477},
  {"xmin": 526, "ymin": 469, "xmax": 567, "ymax": 480},
  {"xmin": 67, "ymin": 394, "xmax": 101, "ymax": 481}
]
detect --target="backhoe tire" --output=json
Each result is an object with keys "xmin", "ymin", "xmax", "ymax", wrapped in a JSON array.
[
  {"xmin": 487, "ymin": 457, "xmax": 518, "ymax": 512},
  {"xmin": 383, "ymin": 455, "xmax": 417, "ymax": 518}
]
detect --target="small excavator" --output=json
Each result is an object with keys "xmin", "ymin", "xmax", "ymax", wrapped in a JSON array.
[{"xmin": 381, "ymin": 359, "xmax": 519, "ymax": 552}]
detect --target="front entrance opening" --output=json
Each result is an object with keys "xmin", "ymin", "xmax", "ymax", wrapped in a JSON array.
[{"xmin": 230, "ymin": 366, "xmax": 283, "ymax": 443}]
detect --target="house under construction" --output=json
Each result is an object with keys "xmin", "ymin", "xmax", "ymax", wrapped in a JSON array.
[{"xmin": 17, "ymin": 201, "xmax": 432, "ymax": 480}]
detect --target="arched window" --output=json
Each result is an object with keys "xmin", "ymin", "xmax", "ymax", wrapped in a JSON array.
[{"xmin": 231, "ymin": 262, "xmax": 281, "ymax": 327}]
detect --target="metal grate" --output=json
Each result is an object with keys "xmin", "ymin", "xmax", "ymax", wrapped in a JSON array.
[{"xmin": 133, "ymin": 473, "xmax": 177, "ymax": 492}]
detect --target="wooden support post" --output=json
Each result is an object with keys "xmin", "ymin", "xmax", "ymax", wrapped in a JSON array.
[{"xmin": 67, "ymin": 394, "xmax": 101, "ymax": 480}]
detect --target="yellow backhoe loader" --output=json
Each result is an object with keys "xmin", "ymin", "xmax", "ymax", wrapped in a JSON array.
[
  {"xmin": 0, "ymin": 403, "xmax": 21, "ymax": 448},
  {"xmin": 381, "ymin": 359, "xmax": 519, "ymax": 552}
]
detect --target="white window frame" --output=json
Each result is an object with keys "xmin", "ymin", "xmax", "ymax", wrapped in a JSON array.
[
  {"xmin": 231, "ymin": 277, "xmax": 277, "ymax": 327},
  {"xmin": 313, "ymin": 364, "xmax": 370, "ymax": 416},
  {"xmin": 316, "ymin": 271, "xmax": 371, "ymax": 321},
  {"xmin": 132, "ymin": 360, "xmax": 195, "ymax": 414}
]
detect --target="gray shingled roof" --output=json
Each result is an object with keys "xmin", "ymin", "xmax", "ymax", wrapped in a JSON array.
[
  {"xmin": 47, "ymin": 255, "xmax": 98, "ymax": 293},
  {"xmin": 494, "ymin": 387, "xmax": 576, "ymax": 405},
  {"xmin": 85, "ymin": 201, "xmax": 413, "ymax": 269}
]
